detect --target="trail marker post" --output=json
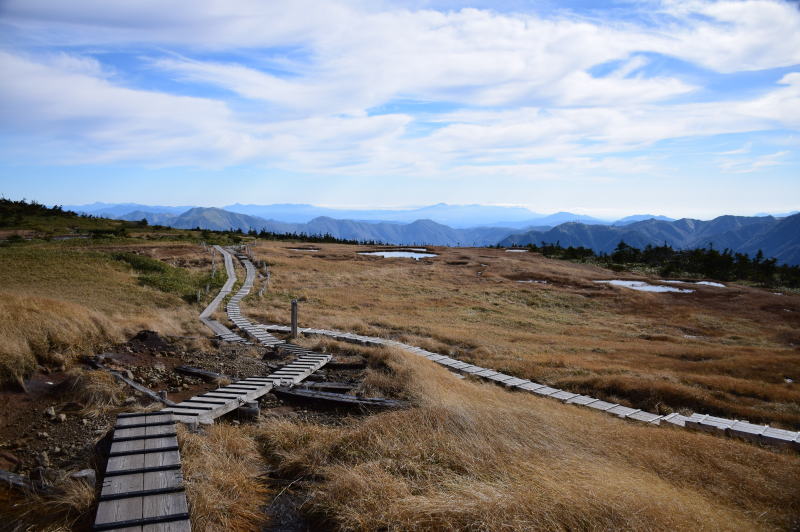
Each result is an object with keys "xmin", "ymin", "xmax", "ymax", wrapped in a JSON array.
[{"xmin": 291, "ymin": 299, "xmax": 298, "ymax": 338}]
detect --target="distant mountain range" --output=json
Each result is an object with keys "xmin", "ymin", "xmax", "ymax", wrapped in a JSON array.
[
  {"xmin": 500, "ymin": 214, "xmax": 800, "ymax": 265},
  {"xmin": 121, "ymin": 207, "xmax": 514, "ymax": 246},
  {"xmin": 61, "ymin": 202, "xmax": 800, "ymax": 264},
  {"xmin": 65, "ymin": 202, "xmax": 670, "ymax": 229}
]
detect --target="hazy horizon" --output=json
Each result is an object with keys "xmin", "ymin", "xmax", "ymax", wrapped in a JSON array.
[{"xmin": 7, "ymin": 196, "xmax": 797, "ymax": 222}]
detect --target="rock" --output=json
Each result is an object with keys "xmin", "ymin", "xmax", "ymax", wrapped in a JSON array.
[
  {"xmin": 70, "ymin": 469, "xmax": 96, "ymax": 488},
  {"xmin": 37, "ymin": 431, "xmax": 50, "ymax": 440},
  {"xmin": 36, "ymin": 451, "xmax": 50, "ymax": 468},
  {"xmin": 44, "ymin": 406, "xmax": 55, "ymax": 418},
  {"xmin": 81, "ymin": 418, "xmax": 89, "ymax": 425},
  {"xmin": 55, "ymin": 413, "xmax": 67, "ymax": 423},
  {"xmin": 124, "ymin": 370, "xmax": 134, "ymax": 380},
  {"xmin": 52, "ymin": 446, "xmax": 61, "ymax": 454},
  {"xmin": 31, "ymin": 466, "xmax": 59, "ymax": 487}
]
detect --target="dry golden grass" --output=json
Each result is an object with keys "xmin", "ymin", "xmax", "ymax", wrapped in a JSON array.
[
  {"xmin": 55, "ymin": 369, "xmax": 125, "ymax": 416},
  {"xmin": 178, "ymin": 424, "xmax": 269, "ymax": 531},
  {"xmin": 0, "ymin": 470, "xmax": 95, "ymax": 531},
  {"xmin": 0, "ymin": 242, "xmax": 207, "ymax": 388},
  {"xmin": 246, "ymin": 242, "xmax": 800, "ymax": 427},
  {"xmin": 257, "ymin": 345, "xmax": 800, "ymax": 531}
]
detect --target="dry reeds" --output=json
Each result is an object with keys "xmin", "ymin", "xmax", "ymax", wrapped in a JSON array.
[
  {"xmin": 257, "ymin": 347, "xmax": 800, "ymax": 531},
  {"xmin": 55, "ymin": 369, "xmax": 125, "ymax": 415},
  {"xmin": 178, "ymin": 424, "xmax": 269, "ymax": 531},
  {"xmin": 0, "ymin": 243, "xmax": 206, "ymax": 388},
  {"xmin": 0, "ymin": 293, "xmax": 121, "ymax": 387},
  {"xmin": 0, "ymin": 470, "xmax": 96, "ymax": 531}
]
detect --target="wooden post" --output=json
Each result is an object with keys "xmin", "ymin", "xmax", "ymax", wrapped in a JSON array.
[{"xmin": 290, "ymin": 299, "xmax": 298, "ymax": 338}]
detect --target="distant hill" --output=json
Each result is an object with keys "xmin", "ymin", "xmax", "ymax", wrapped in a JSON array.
[
  {"xmin": 500, "ymin": 214, "xmax": 800, "ymax": 265},
  {"xmin": 612, "ymin": 214, "xmax": 674, "ymax": 226},
  {"xmin": 223, "ymin": 202, "xmax": 545, "ymax": 228},
  {"xmin": 64, "ymin": 202, "xmax": 194, "ymax": 218},
  {"xmin": 120, "ymin": 210, "xmax": 179, "ymax": 226},
  {"xmin": 121, "ymin": 207, "xmax": 516, "ymax": 246}
]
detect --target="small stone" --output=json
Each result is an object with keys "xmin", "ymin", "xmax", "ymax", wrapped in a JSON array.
[
  {"xmin": 52, "ymin": 446, "xmax": 61, "ymax": 454},
  {"xmin": 44, "ymin": 406, "xmax": 55, "ymax": 418},
  {"xmin": 70, "ymin": 469, "xmax": 96, "ymax": 488},
  {"xmin": 81, "ymin": 418, "xmax": 89, "ymax": 425},
  {"xmin": 37, "ymin": 451, "xmax": 50, "ymax": 467},
  {"xmin": 37, "ymin": 432, "xmax": 50, "ymax": 440},
  {"xmin": 124, "ymin": 370, "xmax": 134, "ymax": 380},
  {"xmin": 55, "ymin": 413, "xmax": 67, "ymax": 423}
]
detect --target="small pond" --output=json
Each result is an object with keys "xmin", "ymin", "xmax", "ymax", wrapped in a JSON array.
[
  {"xmin": 505, "ymin": 249, "xmax": 528, "ymax": 253},
  {"xmin": 594, "ymin": 280, "xmax": 694, "ymax": 293},
  {"xmin": 358, "ymin": 251, "xmax": 438, "ymax": 260},
  {"xmin": 660, "ymin": 280, "xmax": 725, "ymax": 288},
  {"xmin": 287, "ymin": 248, "xmax": 319, "ymax": 252}
]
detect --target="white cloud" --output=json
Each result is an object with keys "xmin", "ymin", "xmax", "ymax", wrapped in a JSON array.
[
  {"xmin": 718, "ymin": 150, "xmax": 789, "ymax": 173},
  {"xmin": 0, "ymin": 0, "xmax": 798, "ymax": 182}
]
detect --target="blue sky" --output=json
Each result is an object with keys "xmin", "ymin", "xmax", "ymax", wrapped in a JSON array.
[{"xmin": 0, "ymin": 0, "xmax": 798, "ymax": 219}]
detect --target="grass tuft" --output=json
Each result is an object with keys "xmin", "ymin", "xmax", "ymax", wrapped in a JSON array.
[{"xmin": 178, "ymin": 424, "xmax": 270, "ymax": 531}]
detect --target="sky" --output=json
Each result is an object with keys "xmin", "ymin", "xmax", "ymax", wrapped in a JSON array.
[{"xmin": 0, "ymin": 0, "xmax": 798, "ymax": 219}]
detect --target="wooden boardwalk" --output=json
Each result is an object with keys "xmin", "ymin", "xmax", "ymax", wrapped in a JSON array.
[
  {"xmin": 93, "ymin": 412, "xmax": 190, "ymax": 531},
  {"xmin": 259, "ymin": 324, "xmax": 800, "ymax": 450},
  {"xmin": 198, "ymin": 246, "xmax": 247, "ymax": 343},
  {"xmin": 161, "ymin": 346, "xmax": 330, "ymax": 424},
  {"xmin": 224, "ymin": 248, "xmax": 284, "ymax": 346}
]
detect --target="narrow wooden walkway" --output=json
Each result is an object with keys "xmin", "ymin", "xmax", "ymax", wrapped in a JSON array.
[
  {"xmin": 93, "ymin": 412, "xmax": 190, "ymax": 531},
  {"xmin": 161, "ymin": 346, "xmax": 330, "ymax": 424},
  {"xmin": 260, "ymin": 324, "xmax": 800, "ymax": 450},
  {"xmin": 198, "ymin": 246, "xmax": 247, "ymax": 343},
  {"xmin": 224, "ymin": 247, "xmax": 283, "ymax": 346}
]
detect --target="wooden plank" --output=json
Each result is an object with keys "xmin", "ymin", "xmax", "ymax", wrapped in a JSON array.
[{"xmin": 117, "ymin": 414, "xmax": 173, "ymax": 427}]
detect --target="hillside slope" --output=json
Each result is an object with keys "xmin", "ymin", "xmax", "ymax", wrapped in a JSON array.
[{"xmin": 501, "ymin": 213, "xmax": 800, "ymax": 264}]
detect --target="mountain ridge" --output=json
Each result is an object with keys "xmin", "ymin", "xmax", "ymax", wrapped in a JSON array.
[{"xmin": 114, "ymin": 205, "xmax": 800, "ymax": 265}]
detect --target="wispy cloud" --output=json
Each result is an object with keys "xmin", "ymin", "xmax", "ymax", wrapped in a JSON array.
[
  {"xmin": 0, "ymin": 0, "xmax": 798, "ymax": 214},
  {"xmin": 718, "ymin": 150, "xmax": 790, "ymax": 173}
]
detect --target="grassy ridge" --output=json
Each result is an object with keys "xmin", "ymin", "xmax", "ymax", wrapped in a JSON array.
[
  {"xmin": 0, "ymin": 242, "xmax": 212, "ymax": 387},
  {"xmin": 111, "ymin": 251, "xmax": 224, "ymax": 302}
]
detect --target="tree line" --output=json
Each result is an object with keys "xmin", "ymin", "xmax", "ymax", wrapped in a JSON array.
[{"xmin": 513, "ymin": 241, "xmax": 800, "ymax": 288}]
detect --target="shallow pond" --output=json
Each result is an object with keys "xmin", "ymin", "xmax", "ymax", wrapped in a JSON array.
[
  {"xmin": 358, "ymin": 251, "xmax": 438, "ymax": 260},
  {"xmin": 660, "ymin": 280, "xmax": 725, "ymax": 288},
  {"xmin": 505, "ymin": 249, "xmax": 528, "ymax": 253},
  {"xmin": 594, "ymin": 280, "xmax": 694, "ymax": 293}
]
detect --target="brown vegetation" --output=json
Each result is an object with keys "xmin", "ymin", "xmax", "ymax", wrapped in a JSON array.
[
  {"xmin": 246, "ymin": 242, "xmax": 800, "ymax": 428},
  {"xmin": 0, "ymin": 242, "xmax": 208, "ymax": 388},
  {"xmin": 257, "ymin": 344, "xmax": 800, "ymax": 531},
  {"xmin": 178, "ymin": 424, "xmax": 269, "ymax": 531},
  {"xmin": 0, "ymin": 470, "xmax": 95, "ymax": 531}
]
